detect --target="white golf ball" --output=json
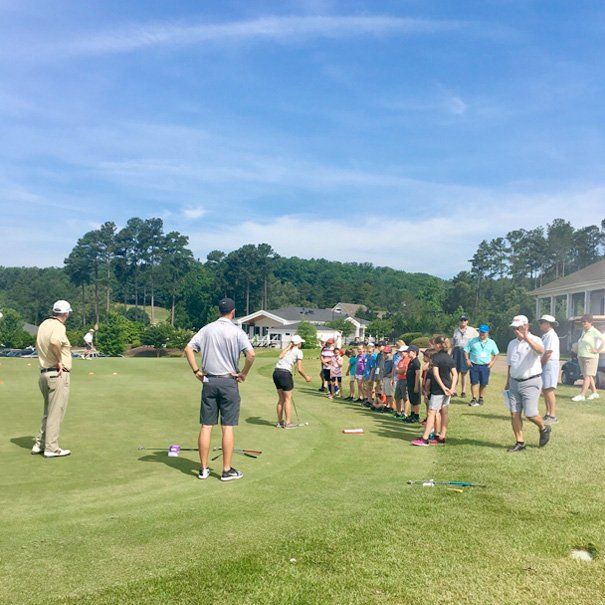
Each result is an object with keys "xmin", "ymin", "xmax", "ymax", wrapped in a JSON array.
[{"xmin": 570, "ymin": 549, "xmax": 593, "ymax": 562}]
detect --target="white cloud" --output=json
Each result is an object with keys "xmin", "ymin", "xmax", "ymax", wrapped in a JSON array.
[
  {"xmin": 185, "ymin": 186, "xmax": 605, "ymax": 277},
  {"xmin": 445, "ymin": 94, "xmax": 467, "ymax": 115},
  {"xmin": 35, "ymin": 15, "xmax": 464, "ymax": 58},
  {"xmin": 182, "ymin": 206, "xmax": 206, "ymax": 219}
]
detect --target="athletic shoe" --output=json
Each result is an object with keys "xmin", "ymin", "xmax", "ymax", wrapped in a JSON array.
[
  {"xmin": 318, "ymin": 387, "xmax": 326, "ymax": 392},
  {"xmin": 507, "ymin": 442, "xmax": 526, "ymax": 453},
  {"xmin": 355, "ymin": 398, "xmax": 363, "ymax": 402},
  {"xmin": 429, "ymin": 437, "xmax": 446, "ymax": 445},
  {"xmin": 571, "ymin": 394, "xmax": 586, "ymax": 402},
  {"xmin": 468, "ymin": 398, "xmax": 479, "ymax": 407},
  {"xmin": 197, "ymin": 467, "xmax": 210, "ymax": 480},
  {"xmin": 411, "ymin": 438, "xmax": 429, "ymax": 447},
  {"xmin": 539, "ymin": 426, "xmax": 551, "ymax": 448},
  {"xmin": 428, "ymin": 431, "xmax": 436, "ymax": 440},
  {"xmin": 478, "ymin": 398, "xmax": 484, "ymax": 406},
  {"xmin": 275, "ymin": 421, "xmax": 285, "ymax": 428},
  {"xmin": 588, "ymin": 392, "xmax": 600, "ymax": 400},
  {"xmin": 452, "ymin": 392, "xmax": 459, "ymax": 397},
  {"xmin": 221, "ymin": 467, "xmax": 243, "ymax": 481},
  {"xmin": 544, "ymin": 415, "xmax": 558, "ymax": 425},
  {"xmin": 44, "ymin": 448, "xmax": 71, "ymax": 458},
  {"xmin": 460, "ymin": 391, "xmax": 466, "ymax": 398},
  {"xmin": 31, "ymin": 444, "xmax": 43, "ymax": 455}
]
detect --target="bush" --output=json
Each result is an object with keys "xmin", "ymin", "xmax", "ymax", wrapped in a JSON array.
[
  {"xmin": 399, "ymin": 332, "xmax": 424, "ymax": 344},
  {"xmin": 66, "ymin": 329, "xmax": 86, "ymax": 347},
  {"xmin": 297, "ymin": 321, "xmax": 318, "ymax": 349},
  {"xmin": 96, "ymin": 312, "xmax": 140, "ymax": 356},
  {"xmin": 168, "ymin": 328, "xmax": 193, "ymax": 349},
  {"xmin": 118, "ymin": 306, "xmax": 150, "ymax": 325},
  {"xmin": 140, "ymin": 323, "xmax": 192, "ymax": 355},
  {"xmin": 411, "ymin": 336, "xmax": 431, "ymax": 348},
  {"xmin": 0, "ymin": 308, "xmax": 34, "ymax": 348}
]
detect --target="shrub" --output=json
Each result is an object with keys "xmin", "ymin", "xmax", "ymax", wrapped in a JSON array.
[
  {"xmin": 399, "ymin": 332, "xmax": 423, "ymax": 344},
  {"xmin": 0, "ymin": 308, "xmax": 34, "ymax": 348},
  {"xmin": 66, "ymin": 329, "xmax": 86, "ymax": 347},
  {"xmin": 411, "ymin": 336, "xmax": 431, "ymax": 348},
  {"xmin": 96, "ymin": 312, "xmax": 140, "ymax": 356},
  {"xmin": 297, "ymin": 321, "xmax": 318, "ymax": 349}
]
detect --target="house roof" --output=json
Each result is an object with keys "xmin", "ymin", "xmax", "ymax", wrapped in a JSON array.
[
  {"xmin": 529, "ymin": 259, "xmax": 605, "ymax": 296},
  {"xmin": 266, "ymin": 306, "xmax": 351, "ymax": 323},
  {"xmin": 333, "ymin": 302, "xmax": 367, "ymax": 316}
]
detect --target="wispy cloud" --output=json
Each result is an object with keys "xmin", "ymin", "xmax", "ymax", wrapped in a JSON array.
[
  {"xmin": 37, "ymin": 15, "xmax": 464, "ymax": 57},
  {"xmin": 182, "ymin": 206, "xmax": 206, "ymax": 219}
]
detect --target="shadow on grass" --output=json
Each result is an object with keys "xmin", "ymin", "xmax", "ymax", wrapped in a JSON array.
[
  {"xmin": 462, "ymin": 412, "xmax": 510, "ymax": 421},
  {"xmin": 245, "ymin": 416, "xmax": 277, "ymax": 427},
  {"xmin": 11, "ymin": 436, "xmax": 34, "ymax": 450},
  {"xmin": 138, "ymin": 453, "xmax": 201, "ymax": 478}
]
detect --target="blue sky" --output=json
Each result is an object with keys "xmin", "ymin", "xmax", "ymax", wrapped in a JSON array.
[{"xmin": 1, "ymin": 0, "xmax": 604, "ymax": 276}]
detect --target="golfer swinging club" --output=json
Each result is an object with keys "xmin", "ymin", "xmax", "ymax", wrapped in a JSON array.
[
  {"xmin": 184, "ymin": 298, "xmax": 255, "ymax": 481},
  {"xmin": 273, "ymin": 335, "xmax": 312, "ymax": 428}
]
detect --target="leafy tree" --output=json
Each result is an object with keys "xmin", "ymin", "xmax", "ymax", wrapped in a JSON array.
[
  {"xmin": 159, "ymin": 231, "xmax": 194, "ymax": 325},
  {"xmin": 141, "ymin": 323, "xmax": 175, "ymax": 356},
  {"xmin": 117, "ymin": 306, "xmax": 150, "ymax": 325},
  {"xmin": 0, "ymin": 308, "xmax": 34, "ymax": 348},
  {"xmin": 367, "ymin": 318, "xmax": 394, "ymax": 339},
  {"xmin": 296, "ymin": 321, "xmax": 317, "ymax": 349},
  {"xmin": 326, "ymin": 318, "xmax": 355, "ymax": 336},
  {"xmin": 96, "ymin": 312, "xmax": 140, "ymax": 356}
]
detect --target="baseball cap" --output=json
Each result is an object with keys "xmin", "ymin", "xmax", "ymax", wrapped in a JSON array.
[
  {"xmin": 52, "ymin": 300, "xmax": 72, "ymax": 314},
  {"xmin": 291, "ymin": 335, "xmax": 305, "ymax": 345},
  {"xmin": 384, "ymin": 345, "xmax": 392, "ymax": 353},
  {"xmin": 326, "ymin": 338, "xmax": 334, "ymax": 344},
  {"xmin": 478, "ymin": 324, "xmax": 490, "ymax": 333},
  {"xmin": 510, "ymin": 315, "xmax": 529, "ymax": 328},
  {"xmin": 408, "ymin": 345, "xmax": 420, "ymax": 354},
  {"xmin": 539, "ymin": 314, "xmax": 558, "ymax": 325},
  {"xmin": 398, "ymin": 345, "xmax": 409, "ymax": 352},
  {"xmin": 218, "ymin": 298, "xmax": 235, "ymax": 314},
  {"xmin": 459, "ymin": 315, "xmax": 469, "ymax": 321}
]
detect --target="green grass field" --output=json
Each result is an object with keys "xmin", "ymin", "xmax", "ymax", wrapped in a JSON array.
[{"xmin": 1, "ymin": 352, "xmax": 604, "ymax": 604}]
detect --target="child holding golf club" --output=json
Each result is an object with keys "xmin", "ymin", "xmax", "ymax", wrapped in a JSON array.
[
  {"xmin": 412, "ymin": 336, "xmax": 457, "ymax": 446},
  {"xmin": 273, "ymin": 335, "xmax": 312, "ymax": 428},
  {"xmin": 329, "ymin": 349, "xmax": 344, "ymax": 399}
]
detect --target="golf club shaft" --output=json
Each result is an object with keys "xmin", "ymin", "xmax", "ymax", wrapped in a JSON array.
[{"xmin": 407, "ymin": 480, "xmax": 486, "ymax": 488}]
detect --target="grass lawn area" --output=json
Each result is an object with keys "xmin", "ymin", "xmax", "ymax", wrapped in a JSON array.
[
  {"xmin": 113, "ymin": 303, "xmax": 170, "ymax": 324},
  {"xmin": 1, "ymin": 351, "xmax": 604, "ymax": 604}
]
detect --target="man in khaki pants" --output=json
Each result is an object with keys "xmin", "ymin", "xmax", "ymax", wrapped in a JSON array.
[{"xmin": 32, "ymin": 300, "xmax": 73, "ymax": 458}]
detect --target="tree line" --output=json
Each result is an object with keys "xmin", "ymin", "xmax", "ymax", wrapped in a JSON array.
[{"xmin": 1, "ymin": 215, "xmax": 603, "ymax": 351}]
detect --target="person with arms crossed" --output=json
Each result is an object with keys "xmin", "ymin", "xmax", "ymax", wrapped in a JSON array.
[
  {"xmin": 464, "ymin": 324, "xmax": 499, "ymax": 407},
  {"xmin": 411, "ymin": 336, "xmax": 457, "ymax": 446},
  {"xmin": 32, "ymin": 300, "xmax": 74, "ymax": 458},
  {"xmin": 571, "ymin": 314, "xmax": 604, "ymax": 402},
  {"xmin": 273, "ymin": 335, "xmax": 311, "ymax": 428},
  {"xmin": 452, "ymin": 315, "xmax": 478, "ymax": 398},
  {"xmin": 184, "ymin": 298, "xmax": 256, "ymax": 481},
  {"xmin": 505, "ymin": 315, "xmax": 551, "ymax": 453},
  {"xmin": 539, "ymin": 315, "xmax": 560, "ymax": 424}
]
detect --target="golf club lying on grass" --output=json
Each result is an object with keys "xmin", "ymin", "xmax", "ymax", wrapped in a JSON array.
[
  {"xmin": 211, "ymin": 447, "xmax": 262, "ymax": 461},
  {"xmin": 407, "ymin": 480, "xmax": 487, "ymax": 488}
]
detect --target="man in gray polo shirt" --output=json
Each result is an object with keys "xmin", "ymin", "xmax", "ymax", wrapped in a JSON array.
[
  {"xmin": 184, "ymin": 298, "xmax": 255, "ymax": 481},
  {"xmin": 505, "ymin": 315, "xmax": 551, "ymax": 452}
]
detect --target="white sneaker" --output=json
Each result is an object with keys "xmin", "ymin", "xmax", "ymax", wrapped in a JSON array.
[
  {"xmin": 31, "ymin": 444, "xmax": 43, "ymax": 455},
  {"xmin": 571, "ymin": 394, "xmax": 586, "ymax": 402},
  {"xmin": 44, "ymin": 448, "xmax": 71, "ymax": 458},
  {"xmin": 197, "ymin": 467, "xmax": 210, "ymax": 480},
  {"xmin": 588, "ymin": 392, "xmax": 600, "ymax": 400}
]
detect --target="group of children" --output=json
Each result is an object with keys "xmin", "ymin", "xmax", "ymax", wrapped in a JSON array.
[{"xmin": 319, "ymin": 337, "xmax": 457, "ymax": 445}]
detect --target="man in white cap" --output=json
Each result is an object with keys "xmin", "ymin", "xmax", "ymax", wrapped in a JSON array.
[
  {"xmin": 83, "ymin": 328, "xmax": 95, "ymax": 359},
  {"xmin": 32, "ymin": 300, "xmax": 73, "ymax": 458},
  {"xmin": 505, "ymin": 315, "xmax": 551, "ymax": 452},
  {"xmin": 539, "ymin": 314, "xmax": 560, "ymax": 424}
]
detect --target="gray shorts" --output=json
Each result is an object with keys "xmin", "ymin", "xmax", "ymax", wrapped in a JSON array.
[
  {"xmin": 200, "ymin": 377, "xmax": 241, "ymax": 426},
  {"xmin": 429, "ymin": 394, "xmax": 451, "ymax": 411},
  {"xmin": 509, "ymin": 376, "xmax": 542, "ymax": 417},
  {"xmin": 541, "ymin": 361, "xmax": 559, "ymax": 390},
  {"xmin": 395, "ymin": 379, "xmax": 408, "ymax": 401}
]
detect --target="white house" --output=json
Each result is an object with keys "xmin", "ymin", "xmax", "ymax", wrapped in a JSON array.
[{"xmin": 235, "ymin": 305, "xmax": 368, "ymax": 348}]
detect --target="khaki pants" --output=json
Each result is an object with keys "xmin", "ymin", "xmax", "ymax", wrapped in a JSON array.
[{"xmin": 35, "ymin": 372, "xmax": 70, "ymax": 452}]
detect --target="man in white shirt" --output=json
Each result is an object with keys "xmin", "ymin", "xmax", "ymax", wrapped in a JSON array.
[
  {"xmin": 539, "ymin": 315, "xmax": 560, "ymax": 425},
  {"xmin": 83, "ymin": 329, "xmax": 95, "ymax": 359},
  {"xmin": 505, "ymin": 315, "xmax": 551, "ymax": 452}
]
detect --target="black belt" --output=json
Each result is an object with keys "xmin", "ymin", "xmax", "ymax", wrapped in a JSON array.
[
  {"xmin": 40, "ymin": 367, "xmax": 70, "ymax": 373},
  {"xmin": 205, "ymin": 373, "xmax": 235, "ymax": 379},
  {"xmin": 512, "ymin": 373, "xmax": 541, "ymax": 383}
]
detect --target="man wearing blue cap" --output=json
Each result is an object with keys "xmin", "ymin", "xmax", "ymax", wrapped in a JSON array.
[{"xmin": 464, "ymin": 324, "xmax": 499, "ymax": 406}]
